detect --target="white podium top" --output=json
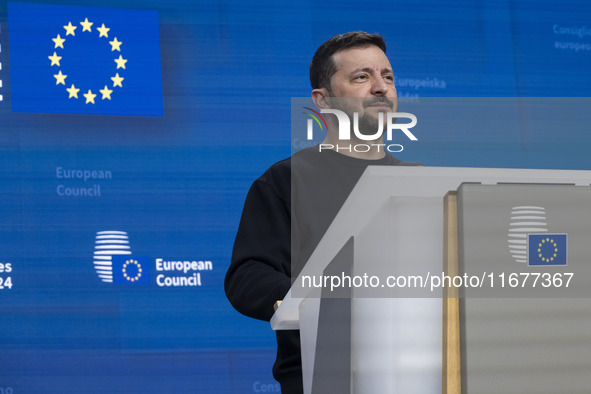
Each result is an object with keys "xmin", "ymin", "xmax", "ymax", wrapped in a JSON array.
[{"xmin": 271, "ymin": 166, "xmax": 591, "ymax": 330}]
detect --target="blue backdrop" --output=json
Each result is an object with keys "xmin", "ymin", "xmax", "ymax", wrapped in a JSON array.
[{"xmin": 0, "ymin": 0, "xmax": 590, "ymax": 392}]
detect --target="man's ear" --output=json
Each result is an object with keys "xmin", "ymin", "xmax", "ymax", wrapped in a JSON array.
[{"xmin": 311, "ymin": 88, "xmax": 331, "ymax": 109}]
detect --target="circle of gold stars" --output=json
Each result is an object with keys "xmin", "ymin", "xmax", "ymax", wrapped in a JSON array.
[
  {"xmin": 122, "ymin": 259, "xmax": 142, "ymax": 282},
  {"xmin": 48, "ymin": 18, "xmax": 128, "ymax": 104},
  {"xmin": 537, "ymin": 237, "xmax": 558, "ymax": 263}
]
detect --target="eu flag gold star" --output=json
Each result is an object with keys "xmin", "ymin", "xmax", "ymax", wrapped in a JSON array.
[
  {"xmin": 63, "ymin": 22, "xmax": 77, "ymax": 36},
  {"xmin": 52, "ymin": 34, "xmax": 65, "ymax": 49},
  {"xmin": 54, "ymin": 70, "xmax": 67, "ymax": 85},
  {"xmin": 111, "ymin": 73, "xmax": 124, "ymax": 88},
  {"xmin": 48, "ymin": 52, "xmax": 62, "ymax": 66},
  {"xmin": 100, "ymin": 86, "xmax": 113, "ymax": 100},
  {"xmin": 97, "ymin": 24, "xmax": 110, "ymax": 38},
  {"xmin": 67, "ymin": 84, "xmax": 80, "ymax": 99},
  {"xmin": 109, "ymin": 37, "xmax": 122, "ymax": 52},
  {"xmin": 114, "ymin": 55, "xmax": 127, "ymax": 69},
  {"xmin": 80, "ymin": 18, "xmax": 93, "ymax": 32},
  {"xmin": 83, "ymin": 89, "xmax": 97, "ymax": 104}
]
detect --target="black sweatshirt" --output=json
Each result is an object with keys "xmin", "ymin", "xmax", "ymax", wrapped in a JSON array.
[{"xmin": 225, "ymin": 146, "xmax": 419, "ymax": 390}]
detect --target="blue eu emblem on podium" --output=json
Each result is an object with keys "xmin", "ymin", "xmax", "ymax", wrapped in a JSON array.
[{"xmin": 527, "ymin": 234, "xmax": 567, "ymax": 266}]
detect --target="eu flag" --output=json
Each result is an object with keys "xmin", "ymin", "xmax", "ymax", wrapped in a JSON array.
[
  {"xmin": 112, "ymin": 256, "xmax": 151, "ymax": 284},
  {"xmin": 8, "ymin": 2, "xmax": 163, "ymax": 116},
  {"xmin": 528, "ymin": 234, "xmax": 567, "ymax": 266}
]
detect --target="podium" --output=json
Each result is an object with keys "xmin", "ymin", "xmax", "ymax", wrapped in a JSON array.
[{"xmin": 271, "ymin": 166, "xmax": 591, "ymax": 394}]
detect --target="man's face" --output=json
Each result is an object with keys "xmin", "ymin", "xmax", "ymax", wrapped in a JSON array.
[{"xmin": 326, "ymin": 45, "xmax": 397, "ymax": 133}]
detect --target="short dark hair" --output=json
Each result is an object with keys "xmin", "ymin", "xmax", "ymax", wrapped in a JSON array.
[{"xmin": 309, "ymin": 31, "xmax": 387, "ymax": 90}]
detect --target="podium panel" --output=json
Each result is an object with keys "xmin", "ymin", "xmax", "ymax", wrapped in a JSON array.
[
  {"xmin": 458, "ymin": 184, "xmax": 591, "ymax": 393},
  {"xmin": 298, "ymin": 198, "xmax": 443, "ymax": 393},
  {"xmin": 272, "ymin": 166, "xmax": 591, "ymax": 394}
]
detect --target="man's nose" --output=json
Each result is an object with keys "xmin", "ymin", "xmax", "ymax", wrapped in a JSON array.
[{"xmin": 370, "ymin": 77, "xmax": 389, "ymax": 96}]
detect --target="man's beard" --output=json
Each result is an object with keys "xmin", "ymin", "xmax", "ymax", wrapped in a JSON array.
[
  {"xmin": 325, "ymin": 95, "xmax": 394, "ymax": 140},
  {"xmin": 356, "ymin": 111, "xmax": 383, "ymax": 136}
]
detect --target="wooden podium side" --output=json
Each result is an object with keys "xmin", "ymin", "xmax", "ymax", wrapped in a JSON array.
[{"xmin": 443, "ymin": 192, "xmax": 460, "ymax": 394}]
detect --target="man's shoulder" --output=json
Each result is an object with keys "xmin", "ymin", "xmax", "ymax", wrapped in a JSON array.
[
  {"xmin": 252, "ymin": 147, "xmax": 324, "ymax": 199},
  {"xmin": 255, "ymin": 147, "xmax": 319, "ymax": 182},
  {"xmin": 257, "ymin": 156, "xmax": 291, "ymax": 184},
  {"xmin": 249, "ymin": 156, "xmax": 292, "ymax": 204}
]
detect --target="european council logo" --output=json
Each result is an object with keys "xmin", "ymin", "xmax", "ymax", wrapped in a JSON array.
[
  {"xmin": 93, "ymin": 230, "xmax": 132, "ymax": 283},
  {"xmin": 527, "ymin": 234, "xmax": 567, "ymax": 267},
  {"xmin": 7, "ymin": 2, "xmax": 163, "ymax": 116},
  {"xmin": 508, "ymin": 206, "xmax": 548, "ymax": 264},
  {"xmin": 112, "ymin": 255, "xmax": 151, "ymax": 284}
]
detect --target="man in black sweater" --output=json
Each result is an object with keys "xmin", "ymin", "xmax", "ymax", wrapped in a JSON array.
[{"xmin": 225, "ymin": 31, "xmax": 418, "ymax": 394}]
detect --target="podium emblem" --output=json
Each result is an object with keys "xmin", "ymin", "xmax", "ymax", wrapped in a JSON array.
[
  {"xmin": 508, "ymin": 206, "xmax": 548, "ymax": 264},
  {"xmin": 527, "ymin": 234, "xmax": 567, "ymax": 266}
]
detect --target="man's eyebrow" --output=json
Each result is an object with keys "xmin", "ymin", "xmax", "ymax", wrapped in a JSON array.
[{"xmin": 349, "ymin": 67, "xmax": 394, "ymax": 74}]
